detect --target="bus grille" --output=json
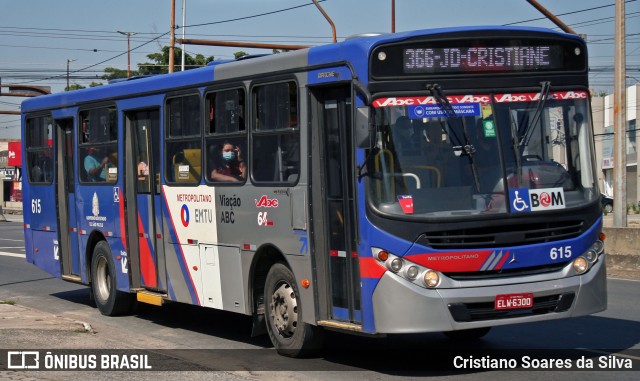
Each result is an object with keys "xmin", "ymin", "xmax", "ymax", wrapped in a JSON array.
[
  {"xmin": 419, "ymin": 220, "xmax": 584, "ymax": 249},
  {"xmin": 444, "ymin": 263, "xmax": 568, "ymax": 281},
  {"xmin": 448, "ymin": 293, "xmax": 575, "ymax": 322}
]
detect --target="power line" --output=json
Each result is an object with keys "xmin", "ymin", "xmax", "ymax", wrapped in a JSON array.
[
  {"xmin": 503, "ymin": 0, "xmax": 638, "ymax": 26},
  {"xmin": 182, "ymin": 0, "xmax": 328, "ymax": 29}
]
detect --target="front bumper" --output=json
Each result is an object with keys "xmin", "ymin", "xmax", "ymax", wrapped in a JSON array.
[{"xmin": 371, "ymin": 255, "xmax": 607, "ymax": 333}]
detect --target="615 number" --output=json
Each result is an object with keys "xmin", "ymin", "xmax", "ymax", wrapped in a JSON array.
[
  {"xmin": 550, "ymin": 246, "xmax": 572, "ymax": 260},
  {"xmin": 31, "ymin": 199, "xmax": 42, "ymax": 214}
]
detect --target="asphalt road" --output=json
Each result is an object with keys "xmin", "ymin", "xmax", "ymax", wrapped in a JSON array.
[{"xmin": 0, "ymin": 219, "xmax": 639, "ymax": 380}]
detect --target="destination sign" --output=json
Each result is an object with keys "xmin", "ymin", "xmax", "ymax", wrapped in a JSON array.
[
  {"xmin": 403, "ymin": 45, "xmax": 561, "ymax": 74},
  {"xmin": 370, "ymin": 36, "xmax": 586, "ymax": 78}
]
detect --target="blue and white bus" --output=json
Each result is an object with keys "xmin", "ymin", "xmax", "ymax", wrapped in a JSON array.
[{"xmin": 21, "ymin": 26, "xmax": 606, "ymax": 357}]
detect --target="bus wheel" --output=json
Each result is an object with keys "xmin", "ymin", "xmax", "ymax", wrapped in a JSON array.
[
  {"xmin": 91, "ymin": 241, "xmax": 133, "ymax": 316},
  {"xmin": 442, "ymin": 327, "xmax": 492, "ymax": 340},
  {"xmin": 264, "ymin": 263, "xmax": 324, "ymax": 357}
]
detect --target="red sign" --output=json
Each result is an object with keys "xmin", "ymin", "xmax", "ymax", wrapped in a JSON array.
[
  {"xmin": 397, "ymin": 195, "xmax": 414, "ymax": 214},
  {"xmin": 7, "ymin": 142, "xmax": 21, "ymax": 167}
]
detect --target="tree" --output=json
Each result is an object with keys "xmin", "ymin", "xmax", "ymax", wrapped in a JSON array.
[
  {"xmin": 65, "ymin": 84, "xmax": 86, "ymax": 91},
  {"xmin": 138, "ymin": 46, "xmax": 214, "ymax": 75},
  {"xmin": 234, "ymin": 51, "xmax": 248, "ymax": 59},
  {"xmin": 102, "ymin": 46, "xmax": 214, "ymax": 79},
  {"xmin": 102, "ymin": 67, "xmax": 137, "ymax": 81}
]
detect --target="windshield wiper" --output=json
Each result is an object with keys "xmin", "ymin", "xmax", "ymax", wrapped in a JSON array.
[
  {"xmin": 428, "ymin": 84, "xmax": 481, "ymax": 192},
  {"xmin": 510, "ymin": 81, "xmax": 550, "ymax": 187},
  {"xmin": 520, "ymin": 81, "xmax": 551, "ymax": 147}
]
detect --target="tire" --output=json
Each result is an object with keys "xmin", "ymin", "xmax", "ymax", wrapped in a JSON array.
[
  {"xmin": 264, "ymin": 262, "xmax": 324, "ymax": 357},
  {"xmin": 603, "ymin": 203, "xmax": 613, "ymax": 214},
  {"xmin": 91, "ymin": 241, "xmax": 133, "ymax": 316},
  {"xmin": 442, "ymin": 327, "xmax": 492, "ymax": 340}
]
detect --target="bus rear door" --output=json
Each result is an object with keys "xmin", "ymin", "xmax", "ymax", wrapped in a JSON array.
[
  {"xmin": 56, "ymin": 118, "xmax": 82, "ymax": 280},
  {"xmin": 124, "ymin": 110, "xmax": 166, "ymax": 292}
]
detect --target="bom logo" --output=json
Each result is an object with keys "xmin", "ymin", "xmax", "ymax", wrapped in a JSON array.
[{"xmin": 509, "ymin": 188, "xmax": 565, "ymax": 213}]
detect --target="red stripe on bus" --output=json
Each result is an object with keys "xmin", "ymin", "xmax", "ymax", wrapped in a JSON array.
[
  {"xmin": 408, "ymin": 250, "xmax": 494, "ymax": 272},
  {"xmin": 494, "ymin": 250, "xmax": 511, "ymax": 270},
  {"xmin": 138, "ymin": 214, "xmax": 157, "ymax": 288},
  {"xmin": 119, "ymin": 188, "xmax": 127, "ymax": 250},
  {"xmin": 359, "ymin": 257, "xmax": 386, "ymax": 279}
]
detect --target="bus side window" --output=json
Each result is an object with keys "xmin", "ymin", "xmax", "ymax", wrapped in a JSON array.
[
  {"xmin": 252, "ymin": 81, "xmax": 299, "ymax": 184},
  {"xmin": 165, "ymin": 94, "xmax": 202, "ymax": 184}
]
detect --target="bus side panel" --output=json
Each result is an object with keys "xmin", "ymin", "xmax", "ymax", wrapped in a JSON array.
[
  {"xmin": 76, "ymin": 186, "xmax": 127, "ymax": 288},
  {"xmin": 29, "ymin": 230, "xmax": 61, "ymax": 278},
  {"xmin": 109, "ymin": 236, "xmax": 130, "ymax": 293},
  {"xmin": 161, "ymin": 189, "xmax": 203, "ymax": 306},
  {"xmin": 28, "ymin": 186, "xmax": 57, "ymax": 231}
]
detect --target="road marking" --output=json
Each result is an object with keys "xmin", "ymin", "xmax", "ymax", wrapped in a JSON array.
[
  {"xmin": 0, "ymin": 238, "xmax": 25, "ymax": 242},
  {"xmin": 0, "ymin": 247, "xmax": 25, "ymax": 250},
  {"xmin": 0, "ymin": 251, "xmax": 25, "ymax": 258}
]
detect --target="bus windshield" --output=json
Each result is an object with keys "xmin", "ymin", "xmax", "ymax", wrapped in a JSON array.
[{"xmin": 368, "ymin": 90, "xmax": 598, "ymax": 217}]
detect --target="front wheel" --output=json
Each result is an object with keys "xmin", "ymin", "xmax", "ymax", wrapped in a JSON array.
[
  {"xmin": 91, "ymin": 241, "xmax": 133, "ymax": 316},
  {"xmin": 264, "ymin": 262, "xmax": 324, "ymax": 357}
]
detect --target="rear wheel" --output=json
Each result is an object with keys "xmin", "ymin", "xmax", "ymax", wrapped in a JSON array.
[
  {"xmin": 91, "ymin": 241, "xmax": 133, "ymax": 316},
  {"xmin": 603, "ymin": 203, "xmax": 613, "ymax": 214},
  {"xmin": 443, "ymin": 327, "xmax": 491, "ymax": 340},
  {"xmin": 264, "ymin": 262, "xmax": 324, "ymax": 357}
]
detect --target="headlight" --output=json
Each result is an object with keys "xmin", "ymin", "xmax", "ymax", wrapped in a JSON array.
[
  {"xmin": 584, "ymin": 249, "xmax": 598, "ymax": 263},
  {"xmin": 573, "ymin": 257, "xmax": 588, "ymax": 274},
  {"xmin": 390, "ymin": 258, "xmax": 403, "ymax": 272},
  {"xmin": 592, "ymin": 240, "xmax": 604, "ymax": 254},
  {"xmin": 406, "ymin": 266, "xmax": 419, "ymax": 280},
  {"xmin": 424, "ymin": 270, "xmax": 440, "ymax": 288}
]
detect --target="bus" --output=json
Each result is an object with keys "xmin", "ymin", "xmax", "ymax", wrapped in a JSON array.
[{"xmin": 21, "ymin": 26, "xmax": 606, "ymax": 357}]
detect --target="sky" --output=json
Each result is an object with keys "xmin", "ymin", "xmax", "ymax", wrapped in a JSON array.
[{"xmin": 1, "ymin": 0, "xmax": 639, "ymax": 138}]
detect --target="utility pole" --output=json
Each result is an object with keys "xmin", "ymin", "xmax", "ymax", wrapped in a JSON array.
[
  {"xmin": 614, "ymin": 0, "xmax": 627, "ymax": 226},
  {"xmin": 391, "ymin": 0, "xmax": 395, "ymax": 33},
  {"xmin": 117, "ymin": 31, "xmax": 137, "ymax": 78},
  {"xmin": 66, "ymin": 59, "xmax": 76, "ymax": 91},
  {"xmin": 181, "ymin": 0, "xmax": 186, "ymax": 71},
  {"xmin": 169, "ymin": 0, "xmax": 176, "ymax": 73}
]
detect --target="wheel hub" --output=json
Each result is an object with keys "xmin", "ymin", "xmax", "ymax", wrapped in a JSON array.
[{"xmin": 269, "ymin": 282, "xmax": 298, "ymax": 338}]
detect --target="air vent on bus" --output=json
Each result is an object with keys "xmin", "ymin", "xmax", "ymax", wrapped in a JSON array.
[{"xmin": 417, "ymin": 220, "xmax": 584, "ymax": 249}]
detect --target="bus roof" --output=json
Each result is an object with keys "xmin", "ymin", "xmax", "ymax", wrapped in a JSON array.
[{"xmin": 21, "ymin": 25, "xmax": 578, "ymax": 114}]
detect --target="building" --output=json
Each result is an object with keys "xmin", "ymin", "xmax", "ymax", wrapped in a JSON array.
[
  {"xmin": 591, "ymin": 84, "xmax": 639, "ymax": 205},
  {"xmin": 0, "ymin": 139, "xmax": 22, "ymax": 210}
]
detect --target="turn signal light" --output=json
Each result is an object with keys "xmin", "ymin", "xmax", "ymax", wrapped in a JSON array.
[{"xmin": 377, "ymin": 250, "xmax": 389, "ymax": 262}]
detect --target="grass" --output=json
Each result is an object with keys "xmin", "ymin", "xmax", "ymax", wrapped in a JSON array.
[{"xmin": 0, "ymin": 300, "xmax": 16, "ymax": 305}]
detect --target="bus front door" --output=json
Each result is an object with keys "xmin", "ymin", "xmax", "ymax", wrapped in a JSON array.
[
  {"xmin": 56, "ymin": 118, "xmax": 81, "ymax": 279},
  {"xmin": 124, "ymin": 110, "xmax": 166, "ymax": 292},
  {"xmin": 311, "ymin": 86, "xmax": 362, "ymax": 324}
]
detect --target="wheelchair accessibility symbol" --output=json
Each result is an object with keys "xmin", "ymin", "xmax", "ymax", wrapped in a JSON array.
[{"xmin": 509, "ymin": 188, "xmax": 531, "ymax": 213}]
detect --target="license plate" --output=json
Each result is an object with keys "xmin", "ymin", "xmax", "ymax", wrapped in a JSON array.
[{"xmin": 494, "ymin": 293, "xmax": 534, "ymax": 310}]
